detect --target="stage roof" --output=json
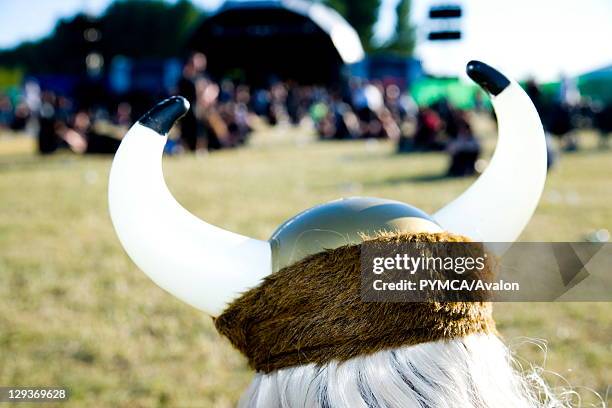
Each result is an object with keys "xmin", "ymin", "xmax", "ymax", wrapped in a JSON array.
[{"xmin": 188, "ymin": 0, "xmax": 365, "ymax": 85}]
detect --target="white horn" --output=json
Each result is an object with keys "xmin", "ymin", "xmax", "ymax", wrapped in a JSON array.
[
  {"xmin": 108, "ymin": 97, "xmax": 271, "ymax": 316},
  {"xmin": 433, "ymin": 61, "xmax": 547, "ymax": 249}
]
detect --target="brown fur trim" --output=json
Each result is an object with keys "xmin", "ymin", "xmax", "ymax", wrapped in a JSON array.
[{"xmin": 214, "ymin": 232, "xmax": 496, "ymax": 373}]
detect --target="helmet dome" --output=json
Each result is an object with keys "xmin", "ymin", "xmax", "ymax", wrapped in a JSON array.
[{"xmin": 270, "ymin": 196, "xmax": 441, "ymax": 272}]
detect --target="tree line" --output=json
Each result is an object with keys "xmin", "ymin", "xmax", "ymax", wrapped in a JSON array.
[{"xmin": 0, "ymin": 0, "xmax": 414, "ymax": 75}]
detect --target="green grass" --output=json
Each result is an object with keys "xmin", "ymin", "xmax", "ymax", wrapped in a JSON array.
[{"xmin": 0, "ymin": 119, "xmax": 610, "ymax": 407}]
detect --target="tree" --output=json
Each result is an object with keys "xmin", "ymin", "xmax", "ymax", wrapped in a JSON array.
[
  {"xmin": 382, "ymin": 0, "xmax": 415, "ymax": 56},
  {"xmin": 99, "ymin": 0, "xmax": 201, "ymax": 59},
  {"xmin": 0, "ymin": 0, "xmax": 203, "ymax": 75},
  {"xmin": 0, "ymin": 14, "xmax": 98, "ymax": 74},
  {"xmin": 323, "ymin": 0, "xmax": 382, "ymax": 52}
]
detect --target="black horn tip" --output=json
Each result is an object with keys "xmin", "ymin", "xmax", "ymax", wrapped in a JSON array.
[
  {"xmin": 466, "ymin": 60, "xmax": 511, "ymax": 96},
  {"xmin": 138, "ymin": 96, "xmax": 190, "ymax": 135}
]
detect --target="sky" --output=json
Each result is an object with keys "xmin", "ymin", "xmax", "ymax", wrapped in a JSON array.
[{"xmin": 0, "ymin": 0, "xmax": 611, "ymax": 81}]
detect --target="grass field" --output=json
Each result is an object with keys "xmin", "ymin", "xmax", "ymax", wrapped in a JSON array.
[{"xmin": 0, "ymin": 119, "xmax": 610, "ymax": 407}]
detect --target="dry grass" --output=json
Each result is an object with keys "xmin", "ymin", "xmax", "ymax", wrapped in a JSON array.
[{"xmin": 0, "ymin": 120, "xmax": 610, "ymax": 407}]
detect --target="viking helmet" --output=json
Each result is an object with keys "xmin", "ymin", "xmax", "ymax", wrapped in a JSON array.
[{"xmin": 108, "ymin": 60, "xmax": 546, "ymax": 316}]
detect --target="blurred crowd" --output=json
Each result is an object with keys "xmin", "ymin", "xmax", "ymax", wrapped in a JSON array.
[
  {"xmin": 526, "ymin": 77, "xmax": 611, "ymax": 151},
  {"xmin": 0, "ymin": 85, "xmax": 129, "ymax": 155},
  {"xmin": 0, "ymin": 51, "xmax": 609, "ymax": 177}
]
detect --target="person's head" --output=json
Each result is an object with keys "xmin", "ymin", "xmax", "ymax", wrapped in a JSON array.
[
  {"xmin": 108, "ymin": 62, "xmax": 559, "ymax": 407},
  {"xmin": 235, "ymin": 85, "xmax": 251, "ymax": 105},
  {"xmin": 73, "ymin": 110, "xmax": 91, "ymax": 132},
  {"xmin": 526, "ymin": 78, "xmax": 539, "ymax": 92},
  {"xmin": 452, "ymin": 110, "xmax": 472, "ymax": 135},
  {"xmin": 385, "ymin": 83, "xmax": 401, "ymax": 102},
  {"xmin": 0, "ymin": 94, "xmax": 11, "ymax": 109},
  {"xmin": 41, "ymin": 90, "xmax": 57, "ymax": 105},
  {"xmin": 184, "ymin": 52, "xmax": 207, "ymax": 75}
]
